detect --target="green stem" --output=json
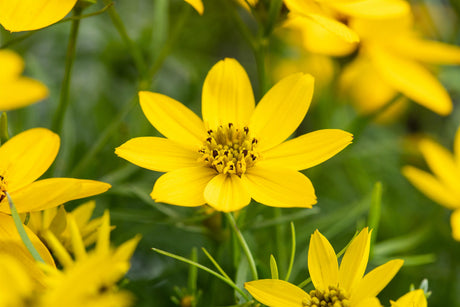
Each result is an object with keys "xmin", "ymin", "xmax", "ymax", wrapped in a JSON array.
[
  {"xmin": 368, "ymin": 182, "xmax": 382, "ymax": 259},
  {"xmin": 254, "ymin": 39, "xmax": 269, "ymax": 97},
  {"xmin": 6, "ymin": 192, "xmax": 44, "ymax": 263},
  {"xmin": 51, "ymin": 7, "xmax": 83, "ymax": 134},
  {"xmin": 274, "ymin": 208, "xmax": 286, "ymax": 275},
  {"xmin": 0, "ymin": 112, "xmax": 8, "ymax": 144},
  {"xmin": 265, "ymin": 0, "xmax": 284, "ymax": 36},
  {"xmin": 153, "ymin": 247, "xmax": 251, "ymax": 301},
  {"xmin": 225, "ymin": 212, "xmax": 258, "ymax": 280},
  {"xmin": 284, "ymin": 222, "xmax": 296, "ymax": 282}
]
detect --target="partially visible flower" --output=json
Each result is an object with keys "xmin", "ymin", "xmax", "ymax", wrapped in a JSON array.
[
  {"xmin": 402, "ymin": 125, "xmax": 460, "ymax": 241},
  {"xmin": 0, "ymin": 0, "xmax": 78, "ymax": 32},
  {"xmin": 40, "ymin": 211, "xmax": 141, "ymax": 307},
  {"xmin": 116, "ymin": 58, "xmax": 352, "ymax": 212},
  {"xmin": 184, "ymin": 0, "xmax": 204, "ymax": 15},
  {"xmin": 0, "ymin": 49, "xmax": 48, "ymax": 111},
  {"xmin": 390, "ymin": 289, "xmax": 427, "ymax": 307},
  {"xmin": 245, "ymin": 228, "xmax": 404, "ymax": 307},
  {"xmin": 0, "ymin": 253, "xmax": 36, "ymax": 307}
]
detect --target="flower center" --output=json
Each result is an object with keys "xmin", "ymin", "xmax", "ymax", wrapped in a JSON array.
[
  {"xmin": 0, "ymin": 175, "xmax": 7, "ymax": 203},
  {"xmin": 198, "ymin": 123, "xmax": 259, "ymax": 176},
  {"xmin": 302, "ymin": 286, "xmax": 350, "ymax": 307}
]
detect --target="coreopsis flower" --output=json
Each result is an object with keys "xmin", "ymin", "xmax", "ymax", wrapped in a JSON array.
[
  {"xmin": 40, "ymin": 211, "xmax": 140, "ymax": 307},
  {"xmin": 184, "ymin": 0, "xmax": 204, "ymax": 14},
  {"xmin": 402, "ymin": 125, "xmax": 460, "ymax": 241},
  {"xmin": 390, "ymin": 289, "xmax": 427, "ymax": 307},
  {"xmin": 341, "ymin": 13, "xmax": 460, "ymax": 116},
  {"xmin": 245, "ymin": 228, "xmax": 404, "ymax": 307},
  {"xmin": 0, "ymin": 49, "xmax": 48, "ymax": 111},
  {"xmin": 0, "ymin": 0, "xmax": 78, "ymax": 32},
  {"xmin": 116, "ymin": 58, "xmax": 352, "ymax": 212}
]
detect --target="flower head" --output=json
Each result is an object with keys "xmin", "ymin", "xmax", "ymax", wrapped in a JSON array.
[
  {"xmin": 402, "ymin": 125, "xmax": 460, "ymax": 240},
  {"xmin": 390, "ymin": 289, "xmax": 427, "ymax": 307},
  {"xmin": 116, "ymin": 58, "xmax": 352, "ymax": 212},
  {"xmin": 245, "ymin": 228, "xmax": 404, "ymax": 307},
  {"xmin": 0, "ymin": 49, "xmax": 48, "ymax": 111}
]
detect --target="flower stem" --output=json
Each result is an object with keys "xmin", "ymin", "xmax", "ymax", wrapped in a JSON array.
[
  {"xmin": 51, "ymin": 7, "xmax": 83, "ymax": 135},
  {"xmin": 6, "ymin": 192, "xmax": 44, "ymax": 263},
  {"xmin": 284, "ymin": 222, "xmax": 296, "ymax": 282},
  {"xmin": 225, "ymin": 212, "xmax": 258, "ymax": 280},
  {"xmin": 265, "ymin": 0, "xmax": 284, "ymax": 36},
  {"xmin": 0, "ymin": 112, "xmax": 8, "ymax": 145}
]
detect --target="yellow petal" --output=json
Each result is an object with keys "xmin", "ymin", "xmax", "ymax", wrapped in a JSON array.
[
  {"xmin": 241, "ymin": 166, "xmax": 316, "ymax": 208},
  {"xmin": 393, "ymin": 37, "xmax": 460, "ymax": 64},
  {"xmin": 115, "ymin": 137, "xmax": 200, "ymax": 172},
  {"xmin": 70, "ymin": 200, "xmax": 96, "ymax": 228},
  {"xmin": 245, "ymin": 279, "xmax": 310, "ymax": 307},
  {"xmin": 96, "ymin": 210, "xmax": 110, "ymax": 255},
  {"xmin": 184, "ymin": 0, "xmax": 204, "ymax": 14},
  {"xmin": 402, "ymin": 166, "xmax": 460, "ymax": 209},
  {"xmin": 3, "ymin": 178, "xmax": 111, "ymax": 213},
  {"xmin": 204, "ymin": 173, "xmax": 251, "ymax": 212},
  {"xmin": 0, "ymin": 214, "xmax": 55, "ymax": 285},
  {"xmin": 284, "ymin": 0, "xmax": 323, "ymax": 15},
  {"xmin": 338, "ymin": 228, "xmax": 371, "ymax": 293},
  {"xmin": 331, "ymin": 0, "xmax": 410, "ymax": 19},
  {"xmin": 259, "ymin": 129, "xmax": 352, "ymax": 171},
  {"xmin": 249, "ymin": 73, "xmax": 314, "ymax": 151},
  {"xmin": 451, "ymin": 209, "xmax": 460, "ymax": 241},
  {"xmin": 0, "ymin": 49, "xmax": 24, "ymax": 82},
  {"xmin": 151, "ymin": 167, "xmax": 216, "ymax": 207},
  {"xmin": 355, "ymin": 297, "xmax": 382, "ymax": 307},
  {"xmin": 392, "ymin": 289, "xmax": 427, "ymax": 307},
  {"xmin": 308, "ymin": 230, "xmax": 339, "ymax": 291},
  {"xmin": 113, "ymin": 234, "xmax": 141, "ymax": 264},
  {"xmin": 67, "ymin": 214, "xmax": 87, "ymax": 261},
  {"xmin": 351, "ymin": 259, "xmax": 403, "ymax": 303},
  {"xmin": 0, "ymin": 0, "xmax": 78, "ymax": 32},
  {"xmin": 139, "ymin": 91, "xmax": 206, "ymax": 149},
  {"xmin": 307, "ymin": 13, "xmax": 359, "ymax": 43},
  {"xmin": 201, "ymin": 58, "xmax": 255, "ymax": 130},
  {"xmin": 419, "ymin": 138, "xmax": 460, "ymax": 198},
  {"xmin": 369, "ymin": 45, "xmax": 452, "ymax": 115},
  {"xmin": 0, "ymin": 128, "xmax": 59, "ymax": 192}
]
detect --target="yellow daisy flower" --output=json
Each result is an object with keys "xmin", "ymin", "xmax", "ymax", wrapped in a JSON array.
[
  {"xmin": 116, "ymin": 58, "xmax": 352, "ymax": 212},
  {"xmin": 245, "ymin": 228, "xmax": 404, "ymax": 307},
  {"xmin": 0, "ymin": 49, "xmax": 48, "ymax": 112},
  {"xmin": 390, "ymin": 289, "xmax": 427, "ymax": 307},
  {"xmin": 402, "ymin": 125, "xmax": 460, "ymax": 241},
  {"xmin": 0, "ymin": 253, "xmax": 36, "ymax": 307},
  {"xmin": 0, "ymin": 0, "xmax": 78, "ymax": 32},
  {"xmin": 184, "ymin": 0, "xmax": 204, "ymax": 15}
]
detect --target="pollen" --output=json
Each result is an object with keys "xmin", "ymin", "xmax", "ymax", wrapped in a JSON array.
[
  {"xmin": 0, "ymin": 175, "xmax": 7, "ymax": 203},
  {"xmin": 302, "ymin": 285, "xmax": 350, "ymax": 307},
  {"xmin": 198, "ymin": 123, "xmax": 259, "ymax": 176}
]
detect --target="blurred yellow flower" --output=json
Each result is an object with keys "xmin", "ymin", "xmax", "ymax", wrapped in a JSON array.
[
  {"xmin": 0, "ymin": 253, "xmax": 36, "ymax": 307},
  {"xmin": 245, "ymin": 228, "xmax": 404, "ymax": 307},
  {"xmin": 402, "ymin": 125, "xmax": 460, "ymax": 241},
  {"xmin": 116, "ymin": 58, "xmax": 352, "ymax": 212},
  {"xmin": 0, "ymin": 0, "xmax": 78, "ymax": 32},
  {"xmin": 390, "ymin": 289, "xmax": 427, "ymax": 307},
  {"xmin": 184, "ymin": 0, "xmax": 204, "ymax": 14},
  {"xmin": 0, "ymin": 49, "xmax": 48, "ymax": 112}
]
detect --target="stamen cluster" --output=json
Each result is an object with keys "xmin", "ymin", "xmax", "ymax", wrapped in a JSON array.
[
  {"xmin": 302, "ymin": 285, "xmax": 350, "ymax": 307},
  {"xmin": 198, "ymin": 123, "xmax": 258, "ymax": 176},
  {"xmin": 0, "ymin": 175, "xmax": 7, "ymax": 202}
]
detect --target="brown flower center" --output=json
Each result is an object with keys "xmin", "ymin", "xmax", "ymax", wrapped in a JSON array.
[
  {"xmin": 302, "ymin": 285, "xmax": 350, "ymax": 307},
  {"xmin": 198, "ymin": 123, "xmax": 259, "ymax": 176},
  {"xmin": 0, "ymin": 175, "xmax": 7, "ymax": 203}
]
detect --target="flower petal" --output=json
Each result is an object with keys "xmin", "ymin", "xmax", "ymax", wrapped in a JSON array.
[
  {"xmin": 241, "ymin": 166, "xmax": 316, "ymax": 208},
  {"xmin": 0, "ymin": 0, "xmax": 78, "ymax": 32},
  {"xmin": 0, "ymin": 214, "xmax": 55, "ymax": 285},
  {"xmin": 402, "ymin": 166, "xmax": 460, "ymax": 209},
  {"xmin": 184, "ymin": 0, "xmax": 204, "ymax": 14},
  {"xmin": 204, "ymin": 173, "xmax": 251, "ymax": 212},
  {"xmin": 351, "ymin": 259, "xmax": 404, "ymax": 303},
  {"xmin": 451, "ymin": 209, "xmax": 460, "ymax": 241},
  {"xmin": 331, "ymin": 0, "xmax": 409, "ymax": 19},
  {"xmin": 391, "ymin": 289, "xmax": 427, "ymax": 307},
  {"xmin": 0, "ymin": 49, "xmax": 24, "ymax": 82},
  {"xmin": 245, "ymin": 279, "xmax": 310, "ymax": 307},
  {"xmin": 307, "ymin": 13, "xmax": 359, "ymax": 43},
  {"xmin": 115, "ymin": 137, "xmax": 200, "ymax": 172},
  {"xmin": 151, "ymin": 166, "xmax": 216, "ymax": 207},
  {"xmin": 369, "ymin": 44, "xmax": 452, "ymax": 115},
  {"xmin": 0, "ymin": 78, "xmax": 48, "ymax": 111},
  {"xmin": 393, "ymin": 37, "xmax": 460, "ymax": 64},
  {"xmin": 338, "ymin": 228, "xmax": 371, "ymax": 293},
  {"xmin": 259, "ymin": 129, "xmax": 352, "ymax": 171},
  {"xmin": 249, "ymin": 73, "xmax": 314, "ymax": 151},
  {"xmin": 0, "ymin": 128, "xmax": 59, "ymax": 192},
  {"xmin": 139, "ymin": 91, "xmax": 206, "ymax": 149},
  {"xmin": 355, "ymin": 297, "xmax": 382, "ymax": 307},
  {"xmin": 308, "ymin": 230, "xmax": 339, "ymax": 291},
  {"xmin": 202, "ymin": 58, "xmax": 255, "ymax": 130},
  {"xmin": 2, "ymin": 178, "xmax": 111, "ymax": 213},
  {"xmin": 419, "ymin": 138, "xmax": 460, "ymax": 197}
]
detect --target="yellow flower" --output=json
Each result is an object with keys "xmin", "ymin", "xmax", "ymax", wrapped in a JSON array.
[
  {"xmin": 0, "ymin": 49, "xmax": 48, "ymax": 111},
  {"xmin": 116, "ymin": 58, "xmax": 352, "ymax": 212},
  {"xmin": 0, "ymin": 0, "xmax": 78, "ymax": 32},
  {"xmin": 390, "ymin": 289, "xmax": 427, "ymax": 307},
  {"xmin": 341, "ymin": 13, "xmax": 460, "ymax": 116},
  {"xmin": 245, "ymin": 228, "xmax": 404, "ymax": 307},
  {"xmin": 184, "ymin": 0, "xmax": 204, "ymax": 15},
  {"xmin": 0, "ymin": 253, "xmax": 36, "ymax": 307},
  {"xmin": 40, "ymin": 211, "xmax": 140, "ymax": 307},
  {"xmin": 0, "ymin": 128, "xmax": 111, "ymax": 214},
  {"xmin": 402, "ymin": 125, "xmax": 460, "ymax": 241}
]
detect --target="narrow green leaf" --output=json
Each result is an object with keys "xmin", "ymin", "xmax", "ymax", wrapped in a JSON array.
[
  {"xmin": 270, "ymin": 254, "xmax": 279, "ymax": 279},
  {"xmin": 284, "ymin": 222, "xmax": 296, "ymax": 282}
]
